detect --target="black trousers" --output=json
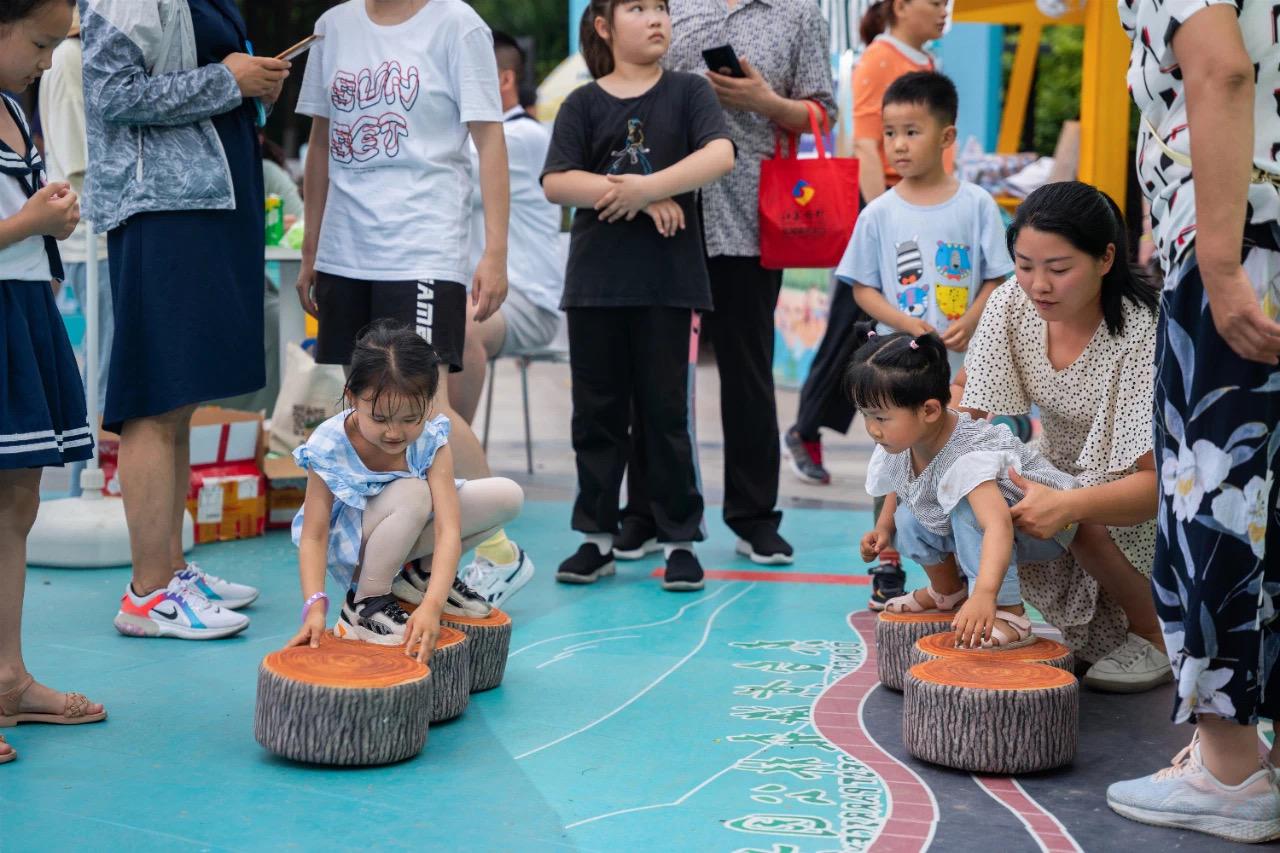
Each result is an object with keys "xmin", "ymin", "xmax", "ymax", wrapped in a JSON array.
[
  {"xmin": 792, "ymin": 279, "xmax": 870, "ymax": 439},
  {"xmin": 625, "ymin": 256, "xmax": 783, "ymax": 539},
  {"xmin": 568, "ymin": 306, "xmax": 704, "ymax": 542}
]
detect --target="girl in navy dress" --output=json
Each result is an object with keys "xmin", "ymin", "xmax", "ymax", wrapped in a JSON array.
[{"xmin": 0, "ymin": 0, "xmax": 106, "ymax": 766}]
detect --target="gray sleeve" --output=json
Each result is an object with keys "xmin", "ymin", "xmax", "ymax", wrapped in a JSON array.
[
  {"xmin": 789, "ymin": 3, "xmax": 837, "ymax": 124},
  {"xmin": 81, "ymin": 2, "xmax": 242, "ymax": 127}
]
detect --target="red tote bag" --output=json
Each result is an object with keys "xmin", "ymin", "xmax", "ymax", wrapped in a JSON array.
[{"xmin": 758, "ymin": 101, "xmax": 859, "ymax": 270}]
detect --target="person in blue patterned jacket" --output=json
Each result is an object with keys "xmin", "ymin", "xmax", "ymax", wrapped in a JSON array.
[{"xmin": 81, "ymin": 0, "xmax": 290, "ymax": 641}]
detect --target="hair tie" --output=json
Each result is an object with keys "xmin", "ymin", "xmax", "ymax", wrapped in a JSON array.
[
  {"xmin": 867, "ymin": 330, "xmax": 877, "ymax": 338},
  {"xmin": 909, "ymin": 340, "xmax": 920, "ymax": 350}
]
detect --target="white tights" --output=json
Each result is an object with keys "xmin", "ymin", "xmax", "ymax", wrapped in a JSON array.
[{"xmin": 353, "ymin": 477, "xmax": 523, "ymax": 601}]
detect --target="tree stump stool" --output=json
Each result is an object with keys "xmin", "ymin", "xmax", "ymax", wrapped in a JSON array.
[
  {"xmin": 430, "ymin": 626, "xmax": 472, "ymax": 723},
  {"xmin": 903, "ymin": 658, "xmax": 1078, "ymax": 774},
  {"xmin": 910, "ymin": 631, "xmax": 1074, "ymax": 674},
  {"xmin": 255, "ymin": 633, "xmax": 432, "ymax": 765},
  {"xmin": 442, "ymin": 608, "xmax": 512, "ymax": 692},
  {"xmin": 875, "ymin": 611, "xmax": 957, "ymax": 691}
]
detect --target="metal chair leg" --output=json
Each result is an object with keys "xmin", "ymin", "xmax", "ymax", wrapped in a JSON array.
[
  {"xmin": 520, "ymin": 357, "xmax": 533, "ymax": 474},
  {"xmin": 482, "ymin": 357, "xmax": 497, "ymax": 452}
]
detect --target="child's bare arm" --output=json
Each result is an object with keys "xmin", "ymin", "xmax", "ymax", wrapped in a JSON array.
[
  {"xmin": 952, "ymin": 482, "xmax": 1014, "ymax": 647},
  {"xmin": 287, "ymin": 471, "xmax": 336, "ymax": 648},
  {"xmin": 595, "ymin": 139, "xmax": 735, "ymax": 223},
  {"xmin": 940, "ymin": 277, "xmax": 1002, "ymax": 353},
  {"xmin": 297, "ymin": 118, "xmax": 331, "ymax": 317},
  {"xmin": 853, "ymin": 283, "xmax": 934, "ymax": 338},
  {"xmin": 542, "ymin": 170, "xmax": 615, "ymax": 208},
  {"xmin": 469, "ymin": 120, "xmax": 510, "ymax": 322},
  {"xmin": 405, "ymin": 445, "xmax": 461, "ymax": 663}
]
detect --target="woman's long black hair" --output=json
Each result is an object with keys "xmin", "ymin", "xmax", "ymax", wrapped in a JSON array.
[{"xmin": 1007, "ymin": 181, "xmax": 1159, "ymax": 336}]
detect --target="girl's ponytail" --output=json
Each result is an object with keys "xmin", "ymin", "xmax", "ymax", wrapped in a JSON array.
[
  {"xmin": 846, "ymin": 330, "xmax": 951, "ymax": 411},
  {"xmin": 580, "ymin": 0, "xmax": 620, "ymax": 80},
  {"xmin": 1008, "ymin": 181, "xmax": 1158, "ymax": 336},
  {"xmin": 859, "ymin": 0, "xmax": 894, "ymax": 46}
]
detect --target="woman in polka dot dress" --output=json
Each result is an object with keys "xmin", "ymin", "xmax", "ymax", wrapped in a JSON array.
[{"xmin": 955, "ymin": 182, "xmax": 1169, "ymax": 694}]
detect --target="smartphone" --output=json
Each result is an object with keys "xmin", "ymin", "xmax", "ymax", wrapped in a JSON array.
[
  {"xmin": 276, "ymin": 34, "xmax": 322, "ymax": 61},
  {"xmin": 702, "ymin": 44, "xmax": 745, "ymax": 78}
]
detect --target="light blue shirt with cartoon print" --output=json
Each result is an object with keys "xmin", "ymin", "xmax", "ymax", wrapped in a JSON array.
[{"xmin": 836, "ymin": 181, "xmax": 1013, "ymax": 337}]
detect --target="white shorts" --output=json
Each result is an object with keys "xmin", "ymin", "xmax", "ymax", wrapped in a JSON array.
[{"xmin": 499, "ymin": 287, "xmax": 561, "ymax": 356}]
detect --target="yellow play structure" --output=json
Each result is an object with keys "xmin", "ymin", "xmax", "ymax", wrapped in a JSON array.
[{"xmin": 953, "ymin": 0, "xmax": 1131, "ymax": 209}]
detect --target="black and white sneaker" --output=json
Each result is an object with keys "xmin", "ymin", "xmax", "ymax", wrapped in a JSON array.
[
  {"xmin": 334, "ymin": 591, "xmax": 410, "ymax": 645},
  {"xmin": 662, "ymin": 549, "xmax": 705, "ymax": 591},
  {"xmin": 735, "ymin": 528, "xmax": 795, "ymax": 565},
  {"xmin": 867, "ymin": 562, "xmax": 907, "ymax": 611},
  {"xmin": 555, "ymin": 544, "xmax": 616, "ymax": 584},
  {"xmin": 391, "ymin": 559, "xmax": 493, "ymax": 617},
  {"xmin": 613, "ymin": 516, "xmax": 661, "ymax": 560}
]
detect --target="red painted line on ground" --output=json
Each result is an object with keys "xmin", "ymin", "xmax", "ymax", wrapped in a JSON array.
[
  {"xmin": 805, "ymin": 610, "xmax": 938, "ymax": 852},
  {"xmin": 648, "ymin": 568, "xmax": 870, "ymax": 585},
  {"xmin": 972, "ymin": 776, "xmax": 1083, "ymax": 852}
]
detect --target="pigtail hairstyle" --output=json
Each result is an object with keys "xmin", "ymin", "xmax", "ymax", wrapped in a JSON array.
[
  {"xmin": 0, "ymin": 0, "xmax": 68, "ymax": 24},
  {"xmin": 580, "ymin": 0, "xmax": 622, "ymax": 79},
  {"xmin": 344, "ymin": 320, "xmax": 442, "ymax": 419},
  {"xmin": 1007, "ymin": 181, "xmax": 1158, "ymax": 336},
  {"xmin": 859, "ymin": 0, "xmax": 895, "ymax": 46},
  {"xmin": 846, "ymin": 329, "xmax": 951, "ymax": 412}
]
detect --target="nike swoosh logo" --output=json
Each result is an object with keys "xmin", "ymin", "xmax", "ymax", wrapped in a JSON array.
[{"xmin": 154, "ymin": 605, "xmax": 179, "ymax": 620}]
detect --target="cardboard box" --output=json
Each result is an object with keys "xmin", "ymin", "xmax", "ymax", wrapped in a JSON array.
[
  {"xmin": 264, "ymin": 454, "xmax": 308, "ymax": 530},
  {"xmin": 100, "ymin": 407, "xmax": 268, "ymax": 543}
]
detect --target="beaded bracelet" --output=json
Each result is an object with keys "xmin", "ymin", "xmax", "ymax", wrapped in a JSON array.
[{"xmin": 302, "ymin": 591, "xmax": 329, "ymax": 623}]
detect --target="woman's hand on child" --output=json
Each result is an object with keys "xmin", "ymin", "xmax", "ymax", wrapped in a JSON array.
[
  {"xmin": 405, "ymin": 604, "xmax": 442, "ymax": 664},
  {"xmin": 643, "ymin": 199, "xmax": 685, "ymax": 237},
  {"xmin": 223, "ymin": 53, "xmax": 291, "ymax": 99},
  {"xmin": 952, "ymin": 595, "xmax": 996, "ymax": 649},
  {"xmin": 286, "ymin": 608, "xmax": 327, "ymax": 650},
  {"xmin": 859, "ymin": 527, "xmax": 892, "ymax": 563},
  {"xmin": 21, "ymin": 182, "xmax": 78, "ymax": 241},
  {"xmin": 596, "ymin": 174, "xmax": 655, "ymax": 223},
  {"xmin": 1008, "ymin": 469, "xmax": 1073, "ymax": 540}
]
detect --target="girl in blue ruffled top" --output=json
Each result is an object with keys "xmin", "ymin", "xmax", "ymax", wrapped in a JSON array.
[{"xmin": 286, "ymin": 321, "xmax": 523, "ymax": 661}]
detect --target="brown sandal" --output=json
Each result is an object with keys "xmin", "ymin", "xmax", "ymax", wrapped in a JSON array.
[
  {"xmin": 0, "ymin": 674, "xmax": 107, "ymax": 727},
  {"xmin": 0, "ymin": 734, "xmax": 14, "ymax": 763}
]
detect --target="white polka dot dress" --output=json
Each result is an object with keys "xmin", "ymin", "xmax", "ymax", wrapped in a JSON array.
[{"xmin": 962, "ymin": 280, "xmax": 1158, "ymax": 663}]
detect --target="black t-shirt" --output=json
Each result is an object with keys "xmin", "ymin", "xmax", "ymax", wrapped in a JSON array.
[{"xmin": 541, "ymin": 71, "xmax": 731, "ymax": 310}]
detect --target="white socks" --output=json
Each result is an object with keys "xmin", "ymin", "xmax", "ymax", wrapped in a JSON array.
[
  {"xmin": 585, "ymin": 534, "xmax": 612, "ymax": 556},
  {"xmin": 664, "ymin": 542, "xmax": 694, "ymax": 559}
]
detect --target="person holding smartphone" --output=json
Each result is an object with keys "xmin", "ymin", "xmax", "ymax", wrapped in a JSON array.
[
  {"xmin": 81, "ymin": 0, "xmax": 289, "ymax": 640},
  {"xmin": 609, "ymin": 0, "xmax": 836, "ymax": 569}
]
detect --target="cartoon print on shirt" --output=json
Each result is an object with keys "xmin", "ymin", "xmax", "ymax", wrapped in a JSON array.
[
  {"xmin": 609, "ymin": 118, "xmax": 654, "ymax": 174},
  {"xmin": 934, "ymin": 241, "xmax": 973, "ymax": 321},
  {"xmin": 329, "ymin": 61, "xmax": 420, "ymax": 164},
  {"xmin": 895, "ymin": 237, "xmax": 928, "ymax": 318}
]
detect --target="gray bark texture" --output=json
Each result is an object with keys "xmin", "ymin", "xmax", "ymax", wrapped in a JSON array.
[
  {"xmin": 902, "ymin": 666, "xmax": 1078, "ymax": 774},
  {"xmin": 442, "ymin": 617, "xmax": 511, "ymax": 692},
  {"xmin": 254, "ymin": 667, "xmax": 432, "ymax": 766},
  {"xmin": 876, "ymin": 615, "xmax": 956, "ymax": 691},
  {"xmin": 430, "ymin": 636, "xmax": 472, "ymax": 722}
]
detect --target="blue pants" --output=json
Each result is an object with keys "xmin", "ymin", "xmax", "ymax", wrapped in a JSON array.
[{"xmin": 894, "ymin": 500, "xmax": 1069, "ymax": 608}]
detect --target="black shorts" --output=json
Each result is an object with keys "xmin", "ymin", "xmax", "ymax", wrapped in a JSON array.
[{"xmin": 314, "ymin": 272, "xmax": 467, "ymax": 371}]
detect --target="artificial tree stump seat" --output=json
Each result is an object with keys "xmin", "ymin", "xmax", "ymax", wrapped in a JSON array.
[{"xmin": 875, "ymin": 610, "xmax": 958, "ymax": 691}]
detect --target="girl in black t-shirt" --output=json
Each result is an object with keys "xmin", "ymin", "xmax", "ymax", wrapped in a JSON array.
[{"xmin": 541, "ymin": 0, "xmax": 734, "ymax": 591}]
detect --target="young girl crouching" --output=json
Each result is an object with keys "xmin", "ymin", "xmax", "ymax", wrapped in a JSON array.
[
  {"xmin": 287, "ymin": 321, "xmax": 523, "ymax": 661},
  {"xmin": 852, "ymin": 331, "xmax": 1116, "ymax": 648}
]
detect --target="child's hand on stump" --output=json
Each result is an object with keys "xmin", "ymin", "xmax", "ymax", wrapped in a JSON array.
[
  {"xmin": 406, "ymin": 603, "xmax": 442, "ymax": 664},
  {"xmin": 860, "ymin": 528, "xmax": 891, "ymax": 563},
  {"xmin": 287, "ymin": 607, "xmax": 327, "ymax": 649},
  {"xmin": 952, "ymin": 594, "xmax": 996, "ymax": 649}
]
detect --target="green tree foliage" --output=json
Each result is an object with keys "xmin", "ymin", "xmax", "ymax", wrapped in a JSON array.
[{"xmin": 1001, "ymin": 25, "xmax": 1082, "ymax": 156}]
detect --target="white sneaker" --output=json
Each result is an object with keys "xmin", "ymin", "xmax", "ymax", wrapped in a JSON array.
[
  {"xmin": 175, "ymin": 562, "xmax": 259, "ymax": 610},
  {"xmin": 464, "ymin": 548, "xmax": 534, "ymax": 606},
  {"xmin": 1084, "ymin": 633, "xmax": 1173, "ymax": 693},
  {"xmin": 392, "ymin": 560, "xmax": 493, "ymax": 618},
  {"xmin": 114, "ymin": 576, "xmax": 250, "ymax": 640},
  {"xmin": 334, "ymin": 591, "xmax": 410, "ymax": 645},
  {"xmin": 1107, "ymin": 737, "xmax": 1280, "ymax": 843}
]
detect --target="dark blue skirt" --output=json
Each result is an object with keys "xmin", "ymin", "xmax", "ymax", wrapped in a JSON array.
[{"xmin": 0, "ymin": 279, "xmax": 93, "ymax": 469}]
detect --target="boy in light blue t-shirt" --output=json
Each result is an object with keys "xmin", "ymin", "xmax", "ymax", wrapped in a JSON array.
[
  {"xmin": 834, "ymin": 70, "xmax": 1013, "ymax": 610},
  {"xmin": 835, "ymin": 71, "xmax": 1012, "ymax": 373}
]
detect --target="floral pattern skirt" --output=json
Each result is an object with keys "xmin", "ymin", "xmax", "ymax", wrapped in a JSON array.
[{"xmin": 1153, "ymin": 247, "xmax": 1280, "ymax": 725}]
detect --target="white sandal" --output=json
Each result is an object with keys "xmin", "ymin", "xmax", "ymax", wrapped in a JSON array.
[
  {"xmin": 979, "ymin": 611, "xmax": 1036, "ymax": 649},
  {"xmin": 883, "ymin": 585, "xmax": 968, "ymax": 614}
]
